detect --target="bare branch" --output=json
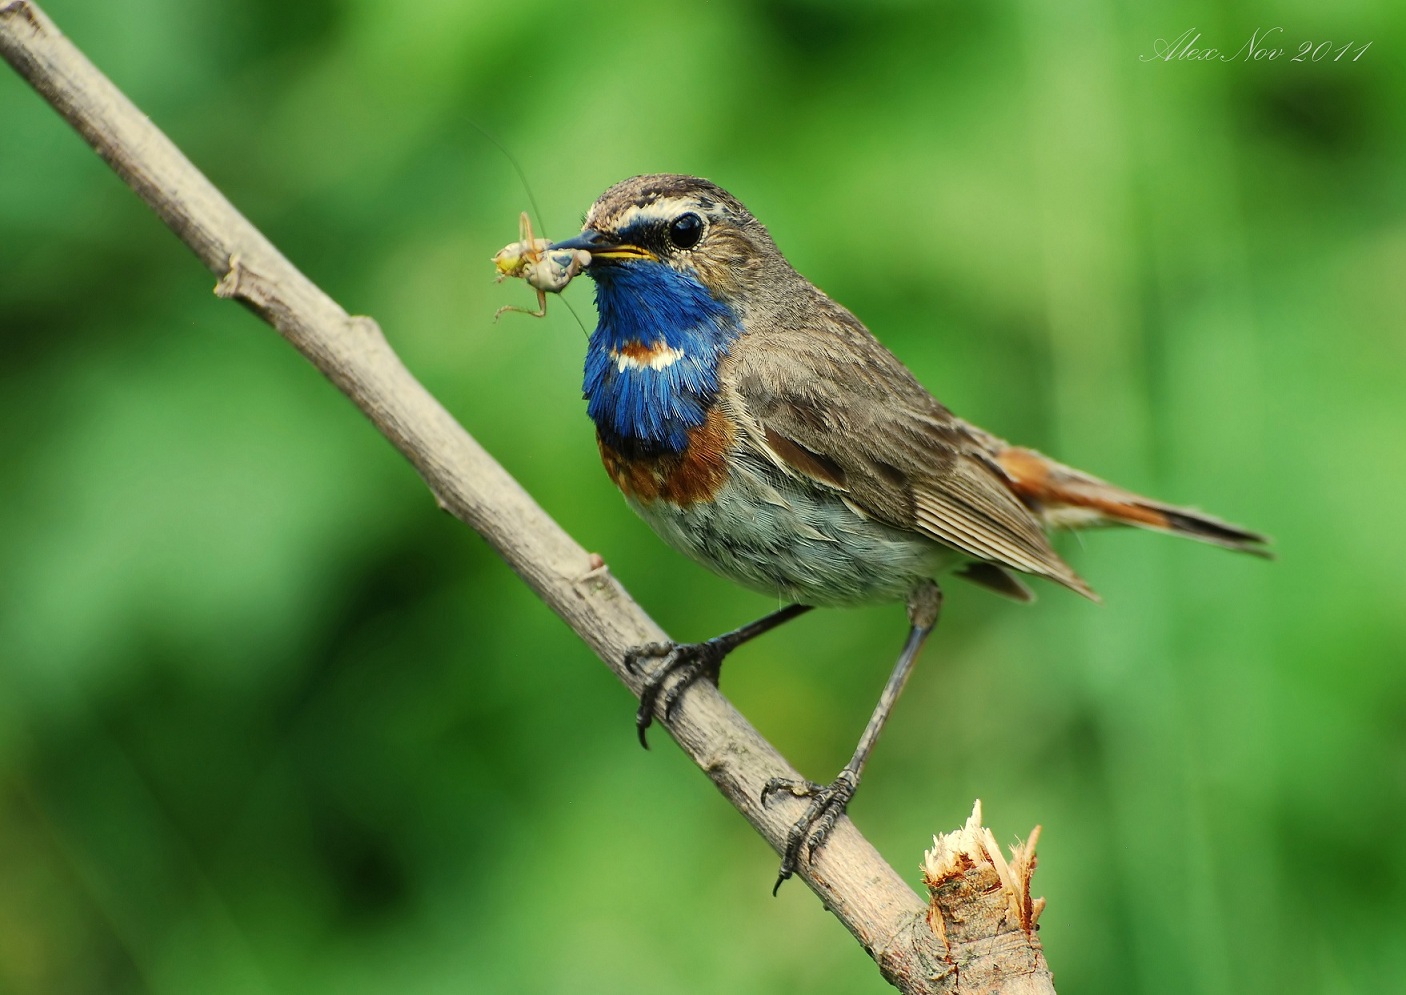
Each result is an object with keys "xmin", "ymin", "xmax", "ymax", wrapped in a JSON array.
[{"xmin": 1, "ymin": 3, "xmax": 1055, "ymax": 991}]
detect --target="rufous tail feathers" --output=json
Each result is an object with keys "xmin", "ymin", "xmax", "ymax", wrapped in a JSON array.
[{"xmin": 993, "ymin": 447, "xmax": 1272, "ymax": 558}]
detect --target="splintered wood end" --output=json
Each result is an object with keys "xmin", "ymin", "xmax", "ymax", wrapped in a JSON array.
[{"xmin": 920, "ymin": 801, "xmax": 1053, "ymax": 993}]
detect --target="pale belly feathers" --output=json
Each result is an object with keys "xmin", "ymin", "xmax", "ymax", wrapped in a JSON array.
[{"xmin": 622, "ymin": 448, "xmax": 955, "ymax": 608}]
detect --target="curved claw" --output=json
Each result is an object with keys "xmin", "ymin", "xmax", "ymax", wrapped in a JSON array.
[
  {"xmin": 624, "ymin": 605, "xmax": 811, "ymax": 754},
  {"xmin": 761, "ymin": 770, "xmax": 858, "ymax": 894},
  {"xmin": 624, "ymin": 639, "xmax": 726, "ymax": 748}
]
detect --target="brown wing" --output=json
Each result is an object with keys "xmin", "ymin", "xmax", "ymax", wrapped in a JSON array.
[{"xmin": 724, "ymin": 315, "xmax": 1096, "ymax": 599}]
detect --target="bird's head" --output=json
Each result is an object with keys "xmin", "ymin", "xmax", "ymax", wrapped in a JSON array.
[
  {"xmin": 550, "ymin": 174, "xmax": 794, "ymax": 319},
  {"xmin": 557, "ymin": 175, "xmax": 795, "ymax": 455}
]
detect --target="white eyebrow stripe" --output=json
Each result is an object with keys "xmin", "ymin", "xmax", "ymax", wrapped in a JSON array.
[{"xmin": 593, "ymin": 199, "xmax": 698, "ymax": 234}]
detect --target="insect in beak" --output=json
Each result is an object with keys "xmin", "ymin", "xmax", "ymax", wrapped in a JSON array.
[{"xmin": 491, "ymin": 212, "xmax": 591, "ymax": 319}]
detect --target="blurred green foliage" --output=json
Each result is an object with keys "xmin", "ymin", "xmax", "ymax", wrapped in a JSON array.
[{"xmin": 2, "ymin": 1, "xmax": 1404, "ymax": 992}]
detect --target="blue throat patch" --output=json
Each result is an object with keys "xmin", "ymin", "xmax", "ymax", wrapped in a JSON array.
[{"xmin": 583, "ymin": 260, "xmax": 741, "ymax": 455}]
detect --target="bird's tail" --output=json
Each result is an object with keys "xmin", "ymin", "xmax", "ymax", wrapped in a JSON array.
[{"xmin": 992, "ymin": 446, "xmax": 1272, "ymax": 557}]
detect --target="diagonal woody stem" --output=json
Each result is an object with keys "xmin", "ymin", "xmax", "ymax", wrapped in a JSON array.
[{"xmin": 1, "ymin": 4, "xmax": 1054, "ymax": 992}]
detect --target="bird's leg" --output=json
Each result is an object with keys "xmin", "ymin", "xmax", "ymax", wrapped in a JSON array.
[
  {"xmin": 626, "ymin": 603, "xmax": 813, "ymax": 749},
  {"xmin": 762, "ymin": 581, "xmax": 942, "ymax": 894}
]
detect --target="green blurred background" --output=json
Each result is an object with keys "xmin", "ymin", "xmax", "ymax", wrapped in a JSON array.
[{"xmin": 2, "ymin": 1, "xmax": 1403, "ymax": 992}]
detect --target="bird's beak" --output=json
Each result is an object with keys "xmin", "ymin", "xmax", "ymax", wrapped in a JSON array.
[{"xmin": 548, "ymin": 229, "xmax": 657, "ymax": 262}]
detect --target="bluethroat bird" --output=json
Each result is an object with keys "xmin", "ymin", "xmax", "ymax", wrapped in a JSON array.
[{"xmin": 546, "ymin": 174, "xmax": 1269, "ymax": 891}]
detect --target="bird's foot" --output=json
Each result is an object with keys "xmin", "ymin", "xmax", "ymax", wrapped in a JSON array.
[
  {"xmin": 623, "ymin": 639, "xmax": 727, "ymax": 748},
  {"xmin": 761, "ymin": 768, "xmax": 858, "ymax": 894}
]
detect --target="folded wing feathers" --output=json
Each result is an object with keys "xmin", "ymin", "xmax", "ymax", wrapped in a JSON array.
[
  {"xmin": 912, "ymin": 465, "xmax": 1096, "ymax": 599},
  {"xmin": 731, "ymin": 321, "xmax": 1097, "ymax": 598}
]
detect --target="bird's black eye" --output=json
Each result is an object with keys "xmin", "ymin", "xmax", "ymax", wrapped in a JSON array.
[{"xmin": 668, "ymin": 212, "xmax": 704, "ymax": 250}]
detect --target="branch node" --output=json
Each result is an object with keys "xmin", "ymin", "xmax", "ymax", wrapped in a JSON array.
[
  {"xmin": 213, "ymin": 253, "xmax": 272, "ymax": 308},
  {"xmin": 213, "ymin": 254, "xmax": 241, "ymax": 299},
  {"xmin": 574, "ymin": 551, "xmax": 611, "ymax": 584},
  {"xmin": 347, "ymin": 313, "xmax": 388, "ymax": 347}
]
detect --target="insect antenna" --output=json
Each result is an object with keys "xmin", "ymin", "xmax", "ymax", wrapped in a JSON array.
[
  {"xmin": 559, "ymin": 296, "xmax": 590, "ymax": 338},
  {"xmin": 467, "ymin": 119, "xmax": 546, "ymax": 236}
]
